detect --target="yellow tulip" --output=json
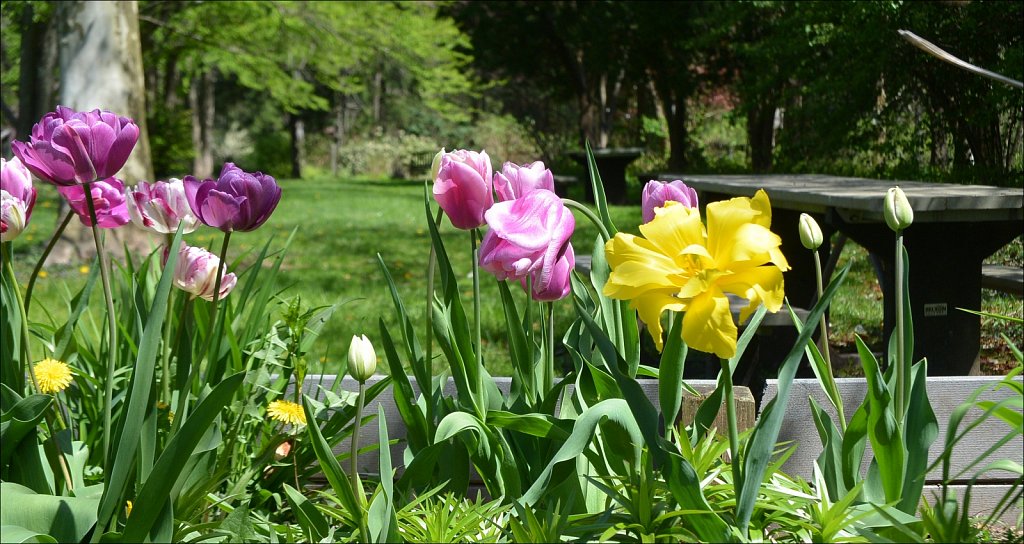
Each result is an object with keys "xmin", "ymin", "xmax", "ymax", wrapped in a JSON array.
[{"xmin": 603, "ymin": 190, "xmax": 790, "ymax": 359}]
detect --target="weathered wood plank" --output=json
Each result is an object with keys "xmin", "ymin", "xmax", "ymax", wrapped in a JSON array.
[
  {"xmin": 762, "ymin": 377, "xmax": 1023, "ymax": 523},
  {"xmin": 287, "ymin": 376, "xmax": 754, "ymax": 479},
  {"xmin": 982, "ymin": 264, "xmax": 1024, "ymax": 297}
]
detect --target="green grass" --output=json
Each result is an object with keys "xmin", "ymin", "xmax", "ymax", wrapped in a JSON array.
[{"xmin": 11, "ymin": 177, "xmax": 1020, "ymax": 378}]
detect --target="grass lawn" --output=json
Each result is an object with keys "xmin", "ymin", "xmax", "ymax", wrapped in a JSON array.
[{"xmin": 11, "ymin": 176, "xmax": 1022, "ymax": 377}]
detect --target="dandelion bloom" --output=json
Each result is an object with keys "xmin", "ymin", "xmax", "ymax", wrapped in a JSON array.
[
  {"xmin": 34, "ymin": 358, "xmax": 73, "ymax": 394},
  {"xmin": 604, "ymin": 190, "xmax": 789, "ymax": 359},
  {"xmin": 267, "ymin": 400, "xmax": 306, "ymax": 426}
]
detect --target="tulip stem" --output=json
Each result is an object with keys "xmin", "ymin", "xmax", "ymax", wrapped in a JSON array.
[
  {"xmin": 545, "ymin": 301, "xmax": 555, "ymax": 394},
  {"xmin": 720, "ymin": 357, "xmax": 743, "ymax": 504},
  {"xmin": 82, "ymin": 181, "xmax": 118, "ymax": 467},
  {"xmin": 424, "ymin": 207, "xmax": 443, "ymax": 427},
  {"xmin": 3, "ymin": 242, "xmax": 41, "ymax": 394},
  {"xmin": 471, "ymin": 229, "xmax": 484, "ymax": 418},
  {"xmin": 207, "ymin": 230, "xmax": 233, "ymax": 382},
  {"xmin": 24, "ymin": 210, "xmax": 74, "ymax": 315},
  {"xmin": 351, "ymin": 380, "xmax": 369, "ymax": 538},
  {"xmin": 894, "ymin": 232, "xmax": 906, "ymax": 418},
  {"xmin": 562, "ymin": 198, "xmax": 611, "ymax": 243},
  {"xmin": 813, "ymin": 250, "xmax": 845, "ymax": 431}
]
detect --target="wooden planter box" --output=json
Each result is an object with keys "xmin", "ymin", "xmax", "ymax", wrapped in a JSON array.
[{"xmin": 763, "ymin": 376, "xmax": 1023, "ymax": 525}]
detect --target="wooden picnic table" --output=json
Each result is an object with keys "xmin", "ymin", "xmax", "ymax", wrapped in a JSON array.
[
  {"xmin": 569, "ymin": 147, "xmax": 644, "ymax": 204},
  {"xmin": 657, "ymin": 173, "xmax": 1023, "ymax": 376}
]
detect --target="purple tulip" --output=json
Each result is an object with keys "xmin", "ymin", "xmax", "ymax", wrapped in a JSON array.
[
  {"xmin": 1, "ymin": 157, "xmax": 37, "ymax": 240},
  {"xmin": 127, "ymin": 178, "xmax": 198, "ymax": 235},
  {"xmin": 493, "ymin": 161, "xmax": 555, "ymax": 202},
  {"xmin": 184, "ymin": 163, "xmax": 281, "ymax": 232},
  {"xmin": 479, "ymin": 189, "xmax": 575, "ymax": 301},
  {"xmin": 58, "ymin": 177, "xmax": 130, "ymax": 228},
  {"xmin": 11, "ymin": 106, "xmax": 139, "ymax": 186},
  {"xmin": 641, "ymin": 179, "xmax": 698, "ymax": 223},
  {"xmin": 432, "ymin": 149, "xmax": 493, "ymax": 230},
  {"xmin": 168, "ymin": 243, "xmax": 237, "ymax": 302}
]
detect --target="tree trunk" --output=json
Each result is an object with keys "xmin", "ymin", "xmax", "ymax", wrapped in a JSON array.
[
  {"xmin": 16, "ymin": 4, "xmax": 59, "ymax": 142},
  {"xmin": 661, "ymin": 89, "xmax": 688, "ymax": 171},
  {"xmin": 747, "ymin": 99, "xmax": 776, "ymax": 172},
  {"xmin": 372, "ymin": 69, "xmax": 383, "ymax": 129},
  {"xmin": 54, "ymin": 0, "xmax": 155, "ymax": 264},
  {"xmin": 190, "ymin": 69, "xmax": 215, "ymax": 179},
  {"xmin": 289, "ymin": 113, "xmax": 304, "ymax": 179}
]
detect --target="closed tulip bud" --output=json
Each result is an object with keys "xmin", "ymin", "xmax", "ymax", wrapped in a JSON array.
[
  {"xmin": 432, "ymin": 149, "xmax": 493, "ymax": 230},
  {"xmin": 799, "ymin": 213, "xmax": 823, "ymax": 250},
  {"xmin": 884, "ymin": 186, "xmax": 913, "ymax": 232},
  {"xmin": 641, "ymin": 180, "xmax": 698, "ymax": 223},
  {"xmin": 348, "ymin": 334, "xmax": 377, "ymax": 382},
  {"xmin": 168, "ymin": 243, "xmax": 237, "ymax": 301},
  {"xmin": 1, "ymin": 191, "xmax": 29, "ymax": 242},
  {"xmin": 429, "ymin": 148, "xmax": 445, "ymax": 183}
]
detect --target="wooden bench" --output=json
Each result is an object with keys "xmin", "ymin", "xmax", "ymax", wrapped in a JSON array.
[
  {"xmin": 762, "ymin": 376, "xmax": 1023, "ymax": 525},
  {"xmin": 982, "ymin": 264, "xmax": 1024, "ymax": 297}
]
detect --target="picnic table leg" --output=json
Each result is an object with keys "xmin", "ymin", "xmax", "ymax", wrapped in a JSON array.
[{"xmin": 829, "ymin": 218, "xmax": 1020, "ymax": 376}]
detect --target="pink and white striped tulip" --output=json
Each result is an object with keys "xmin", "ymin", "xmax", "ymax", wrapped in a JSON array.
[
  {"xmin": 170, "ymin": 244, "xmax": 237, "ymax": 302},
  {"xmin": 493, "ymin": 161, "xmax": 554, "ymax": 202},
  {"xmin": 432, "ymin": 149, "xmax": 493, "ymax": 230},
  {"xmin": 641, "ymin": 179, "xmax": 698, "ymax": 223},
  {"xmin": 127, "ymin": 178, "xmax": 198, "ymax": 234},
  {"xmin": 1, "ymin": 157, "xmax": 37, "ymax": 241},
  {"xmin": 479, "ymin": 189, "xmax": 575, "ymax": 301}
]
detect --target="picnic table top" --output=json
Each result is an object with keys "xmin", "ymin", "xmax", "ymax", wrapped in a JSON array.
[{"xmin": 657, "ymin": 173, "xmax": 1023, "ymax": 223}]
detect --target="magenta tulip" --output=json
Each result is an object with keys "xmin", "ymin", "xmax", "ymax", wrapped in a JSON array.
[
  {"xmin": 432, "ymin": 149, "xmax": 493, "ymax": 230},
  {"xmin": 479, "ymin": 189, "xmax": 575, "ymax": 300},
  {"xmin": 11, "ymin": 106, "xmax": 139, "ymax": 186},
  {"xmin": 58, "ymin": 177, "xmax": 130, "ymax": 228},
  {"xmin": 127, "ymin": 178, "xmax": 198, "ymax": 235},
  {"xmin": 520, "ymin": 243, "xmax": 575, "ymax": 301},
  {"xmin": 641, "ymin": 179, "xmax": 698, "ymax": 223},
  {"xmin": 493, "ymin": 161, "xmax": 555, "ymax": 202},
  {"xmin": 168, "ymin": 243, "xmax": 238, "ymax": 302},
  {"xmin": 1, "ymin": 157, "xmax": 37, "ymax": 240},
  {"xmin": 184, "ymin": 163, "xmax": 281, "ymax": 232}
]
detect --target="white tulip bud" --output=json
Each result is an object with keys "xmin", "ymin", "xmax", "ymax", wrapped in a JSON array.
[
  {"xmin": 884, "ymin": 186, "xmax": 913, "ymax": 232},
  {"xmin": 429, "ymin": 148, "xmax": 446, "ymax": 183},
  {"xmin": 347, "ymin": 334, "xmax": 377, "ymax": 383},
  {"xmin": 798, "ymin": 213, "xmax": 823, "ymax": 250}
]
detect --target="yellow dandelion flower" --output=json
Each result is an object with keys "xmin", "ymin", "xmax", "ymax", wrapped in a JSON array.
[
  {"xmin": 38, "ymin": 270, "xmax": 48, "ymax": 279},
  {"xmin": 79, "ymin": 265, "xmax": 90, "ymax": 274},
  {"xmin": 34, "ymin": 358, "xmax": 73, "ymax": 394},
  {"xmin": 267, "ymin": 400, "xmax": 306, "ymax": 426}
]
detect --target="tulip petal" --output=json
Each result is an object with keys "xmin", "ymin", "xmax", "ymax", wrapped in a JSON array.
[
  {"xmin": 201, "ymin": 190, "xmax": 244, "ymax": 230},
  {"xmin": 632, "ymin": 290, "xmax": 687, "ymax": 352},
  {"xmin": 682, "ymin": 289, "xmax": 737, "ymax": 359},
  {"xmin": 718, "ymin": 266, "xmax": 786, "ymax": 324}
]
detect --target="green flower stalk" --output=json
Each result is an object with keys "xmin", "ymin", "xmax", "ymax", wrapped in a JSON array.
[
  {"xmin": 800, "ymin": 213, "xmax": 845, "ymax": 429},
  {"xmin": 885, "ymin": 186, "xmax": 914, "ymax": 417},
  {"xmin": 347, "ymin": 334, "xmax": 376, "ymax": 538}
]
